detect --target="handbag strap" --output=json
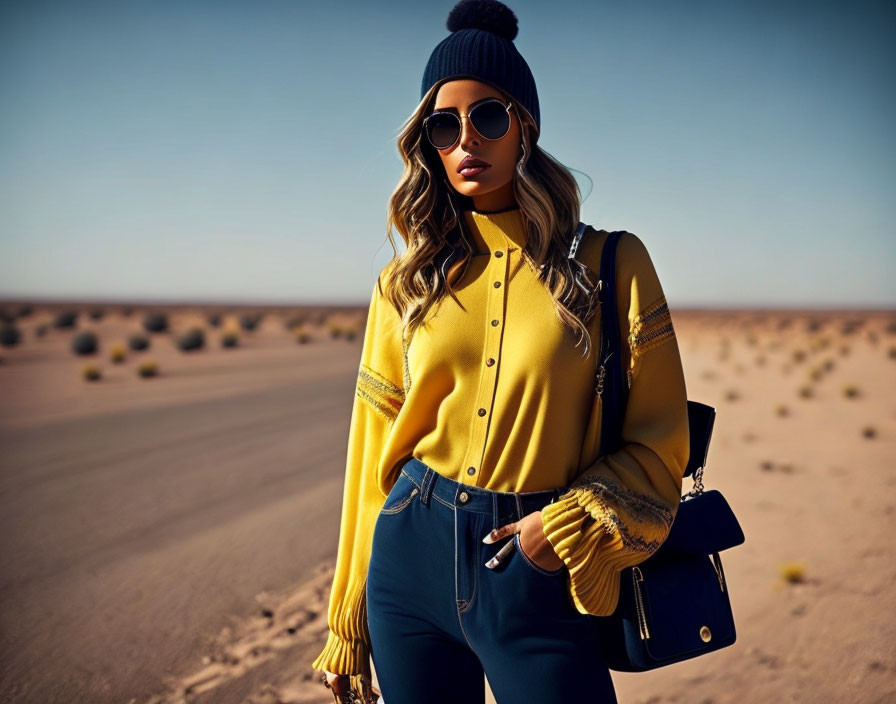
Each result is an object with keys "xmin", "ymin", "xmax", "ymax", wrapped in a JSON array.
[
  {"xmin": 596, "ymin": 230, "xmax": 629, "ymax": 458},
  {"xmin": 568, "ymin": 224, "xmax": 629, "ymax": 459}
]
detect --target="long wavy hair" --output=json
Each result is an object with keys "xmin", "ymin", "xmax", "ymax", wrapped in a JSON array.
[{"xmin": 379, "ymin": 82, "xmax": 601, "ymax": 359}]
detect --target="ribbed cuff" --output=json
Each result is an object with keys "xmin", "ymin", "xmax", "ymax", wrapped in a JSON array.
[
  {"xmin": 540, "ymin": 490, "xmax": 633, "ymax": 616},
  {"xmin": 311, "ymin": 630, "xmax": 371, "ymax": 680}
]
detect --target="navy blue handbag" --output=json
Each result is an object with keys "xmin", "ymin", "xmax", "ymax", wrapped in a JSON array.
[{"xmin": 568, "ymin": 223, "xmax": 746, "ymax": 672}]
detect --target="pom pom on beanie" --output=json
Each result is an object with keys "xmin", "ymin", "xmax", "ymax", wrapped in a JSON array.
[{"xmin": 446, "ymin": 0, "xmax": 518, "ymax": 41}]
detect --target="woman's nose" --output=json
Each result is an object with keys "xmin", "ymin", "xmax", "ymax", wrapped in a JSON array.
[{"xmin": 458, "ymin": 115, "xmax": 480, "ymax": 150}]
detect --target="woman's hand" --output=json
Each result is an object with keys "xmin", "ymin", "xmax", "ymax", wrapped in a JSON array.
[
  {"xmin": 482, "ymin": 509, "xmax": 565, "ymax": 572},
  {"xmin": 321, "ymin": 670, "xmax": 379, "ymax": 703}
]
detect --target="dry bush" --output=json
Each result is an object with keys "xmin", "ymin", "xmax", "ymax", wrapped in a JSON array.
[
  {"xmin": 82, "ymin": 363, "xmax": 101, "ymax": 381},
  {"xmin": 137, "ymin": 360, "xmax": 159, "ymax": 378},
  {"xmin": 109, "ymin": 344, "xmax": 127, "ymax": 363},
  {"xmin": 842, "ymin": 384, "xmax": 860, "ymax": 399},
  {"xmin": 779, "ymin": 561, "xmax": 808, "ymax": 584}
]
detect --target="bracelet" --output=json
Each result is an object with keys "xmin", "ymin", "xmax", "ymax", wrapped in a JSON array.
[{"xmin": 320, "ymin": 672, "xmax": 379, "ymax": 704}]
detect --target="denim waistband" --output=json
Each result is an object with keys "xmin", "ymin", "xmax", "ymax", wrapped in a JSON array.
[{"xmin": 399, "ymin": 456, "xmax": 568, "ymax": 520}]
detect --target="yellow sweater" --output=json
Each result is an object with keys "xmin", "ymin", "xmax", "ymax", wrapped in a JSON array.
[{"xmin": 311, "ymin": 207, "xmax": 690, "ymax": 679}]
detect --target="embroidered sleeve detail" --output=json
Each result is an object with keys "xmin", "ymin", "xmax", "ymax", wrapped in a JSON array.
[
  {"xmin": 356, "ymin": 364, "xmax": 404, "ymax": 423},
  {"xmin": 627, "ymin": 295, "xmax": 675, "ymax": 388},
  {"xmin": 567, "ymin": 474, "xmax": 675, "ymax": 554},
  {"xmin": 541, "ymin": 470, "xmax": 680, "ymax": 616},
  {"xmin": 402, "ymin": 326, "xmax": 412, "ymax": 395}
]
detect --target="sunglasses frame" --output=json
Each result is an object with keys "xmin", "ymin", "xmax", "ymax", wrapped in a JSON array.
[{"xmin": 423, "ymin": 97, "xmax": 514, "ymax": 150}]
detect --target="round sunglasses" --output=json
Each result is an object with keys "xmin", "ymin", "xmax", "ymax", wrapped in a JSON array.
[{"xmin": 423, "ymin": 98, "xmax": 513, "ymax": 150}]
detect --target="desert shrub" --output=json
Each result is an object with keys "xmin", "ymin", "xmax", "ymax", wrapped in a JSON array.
[
  {"xmin": 344, "ymin": 328, "xmax": 357, "ymax": 341},
  {"xmin": 0, "ymin": 324, "xmax": 22, "ymax": 347},
  {"xmin": 72, "ymin": 331, "xmax": 98, "ymax": 355},
  {"xmin": 142, "ymin": 312, "xmax": 168, "ymax": 333},
  {"xmin": 137, "ymin": 360, "xmax": 158, "ymax": 378},
  {"xmin": 797, "ymin": 385, "xmax": 813, "ymax": 399},
  {"xmin": 176, "ymin": 327, "xmax": 205, "ymax": 352},
  {"xmin": 207, "ymin": 313, "xmax": 222, "ymax": 328},
  {"xmin": 240, "ymin": 313, "xmax": 260, "ymax": 332},
  {"xmin": 810, "ymin": 336, "xmax": 832, "ymax": 352},
  {"xmin": 109, "ymin": 344, "xmax": 127, "ymax": 363},
  {"xmin": 88, "ymin": 308, "xmax": 105, "ymax": 321},
  {"xmin": 285, "ymin": 314, "xmax": 307, "ymax": 330},
  {"xmin": 791, "ymin": 349, "xmax": 807, "ymax": 364},
  {"xmin": 54, "ymin": 311, "xmax": 78, "ymax": 328},
  {"xmin": 121, "ymin": 306, "xmax": 134, "ymax": 317},
  {"xmin": 862, "ymin": 425, "xmax": 876, "ymax": 439},
  {"xmin": 724, "ymin": 388, "xmax": 740, "ymax": 402},
  {"xmin": 294, "ymin": 329, "xmax": 311, "ymax": 344},
  {"xmin": 779, "ymin": 561, "xmax": 807, "ymax": 584},
  {"xmin": 17, "ymin": 305, "xmax": 34, "ymax": 318},
  {"xmin": 889, "ymin": 346, "xmax": 896, "ymax": 360},
  {"xmin": 0, "ymin": 309, "xmax": 15, "ymax": 324},
  {"xmin": 221, "ymin": 331, "xmax": 239, "ymax": 348},
  {"xmin": 842, "ymin": 384, "xmax": 860, "ymax": 399},
  {"xmin": 35, "ymin": 324, "xmax": 49, "ymax": 338},
  {"xmin": 128, "ymin": 333, "xmax": 149, "ymax": 351},
  {"xmin": 841, "ymin": 319, "xmax": 863, "ymax": 335},
  {"xmin": 775, "ymin": 404, "xmax": 789, "ymax": 417},
  {"xmin": 82, "ymin": 363, "xmax": 101, "ymax": 381}
]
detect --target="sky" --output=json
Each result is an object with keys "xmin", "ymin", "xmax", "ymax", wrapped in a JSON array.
[{"xmin": 0, "ymin": 0, "xmax": 893, "ymax": 308}]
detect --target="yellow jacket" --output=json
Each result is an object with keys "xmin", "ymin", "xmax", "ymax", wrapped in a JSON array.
[{"xmin": 311, "ymin": 206, "xmax": 690, "ymax": 679}]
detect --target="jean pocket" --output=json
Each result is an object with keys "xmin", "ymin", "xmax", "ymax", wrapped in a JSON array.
[
  {"xmin": 513, "ymin": 532, "xmax": 566, "ymax": 577},
  {"xmin": 379, "ymin": 471, "xmax": 420, "ymax": 515}
]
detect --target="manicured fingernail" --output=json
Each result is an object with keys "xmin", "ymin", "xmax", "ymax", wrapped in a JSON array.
[
  {"xmin": 482, "ymin": 530, "xmax": 497, "ymax": 544},
  {"xmin": 485, "ymin": 557, "xmax": 499, "ymax": 569}
]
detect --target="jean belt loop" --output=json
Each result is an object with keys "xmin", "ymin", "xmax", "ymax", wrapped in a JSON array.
[
  {"xmin": 513, "ymin": 493, "xmax": 524, "ymax": 522},
  {"xmin": 419, "ymin": 467, "xmax": 434, "ymax": 506}
]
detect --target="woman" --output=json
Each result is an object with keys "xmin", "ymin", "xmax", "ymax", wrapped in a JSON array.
[{"xmin": 312, "ymin": 1, "xmax": 690, "ymax": 702}]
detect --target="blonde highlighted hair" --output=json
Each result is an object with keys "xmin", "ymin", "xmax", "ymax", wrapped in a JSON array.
[{"xmin": 379, "ymin": 83, "xmax": 600, "ymax": 359}]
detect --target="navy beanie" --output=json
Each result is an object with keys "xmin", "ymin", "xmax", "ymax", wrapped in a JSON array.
[{"xmin": 421, "ymin": 0, "xmax": 540, "ymax": 135}]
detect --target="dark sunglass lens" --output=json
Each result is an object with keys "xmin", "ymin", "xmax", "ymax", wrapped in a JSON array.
[
  {"xmin": 426, "ymin": 113, "xmax": 460, "ymax": 149},
  {"xmin": 471, "ymin": 101, "xmax": 510, "ymax": 140}
]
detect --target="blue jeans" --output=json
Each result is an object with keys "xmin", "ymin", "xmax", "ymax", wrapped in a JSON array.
[{"xmin": 366, "ymin": 457, "xmax": 618, "ymax": 703}]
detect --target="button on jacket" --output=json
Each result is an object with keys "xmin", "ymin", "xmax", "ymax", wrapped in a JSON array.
[{"xmin": 311, "ymin": 206, "xmax": 690, "ymax": 679}]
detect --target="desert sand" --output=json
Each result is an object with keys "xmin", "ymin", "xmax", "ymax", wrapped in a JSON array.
[{"xmin": 0, "ymin": 301, "xmax": 893, "ymax": 703}]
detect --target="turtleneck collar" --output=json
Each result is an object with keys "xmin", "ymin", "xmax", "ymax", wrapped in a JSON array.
[{"xmin": 462, "ymin": 206, "xmax": 527, "ymax": 253}]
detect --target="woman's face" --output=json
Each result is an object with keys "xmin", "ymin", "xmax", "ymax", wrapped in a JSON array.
[{"xmin": 429, "ymin": 79, "xmax": 522, "ymax": 211}]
